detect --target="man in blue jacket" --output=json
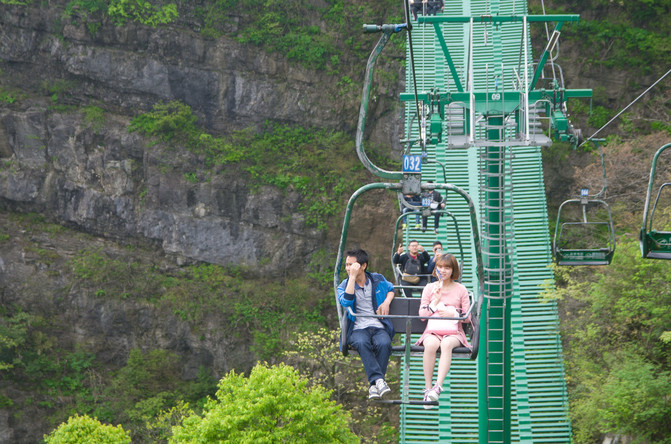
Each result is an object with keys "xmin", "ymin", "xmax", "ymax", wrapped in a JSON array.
[{"xmin": 337, "ymin": 249, "xmax": 395, "ymax": 400}]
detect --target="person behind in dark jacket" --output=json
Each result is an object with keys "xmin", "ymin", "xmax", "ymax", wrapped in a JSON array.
[
  {"xmin": 393, "ymin": 240, "xmax": 431, "ymax": 297},
  {"xmin": 337, "ymin": 249, "xmax": 395, "ymax": 400},
  {"xmin": 427, "ymin": 0, "xmax": 444, "ymax": 15},
  {"xmin": 421, "ymin": 188, "xmax": 445, "ymax": 234},
  {"xmin": 401, "ymin": 194, "xmax": 422, "ymax": 229},
  {"xmin": 408, "ymin": 0, "xmax": 425, "ymax": 20}
]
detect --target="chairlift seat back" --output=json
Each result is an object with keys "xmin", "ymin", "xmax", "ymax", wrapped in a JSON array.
[{"xmin": 640, "ymin": 229, "xmax": 671, "ymax": 260}]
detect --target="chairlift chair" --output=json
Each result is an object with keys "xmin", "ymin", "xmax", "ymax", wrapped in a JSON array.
[
  {"xmin": 640, "ymin": 143, "xmax": 671, "ymax": 259},
  {"xmin": 553, "ymin": 190, "xmax": 616, "ymax": 266},
  {"xmin": 333, "ymin": 180, "xmax": 484, "ymax": 406}
]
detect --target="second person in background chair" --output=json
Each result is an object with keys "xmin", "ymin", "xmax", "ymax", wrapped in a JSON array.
[{"xmin": 393, "ymin": 240, "xmax": 431, "ymax": 297}]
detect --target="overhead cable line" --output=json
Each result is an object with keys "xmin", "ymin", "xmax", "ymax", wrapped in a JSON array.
[{"xmin": 581, "ymin": 67, "xmax": 671, "ymax": 147}]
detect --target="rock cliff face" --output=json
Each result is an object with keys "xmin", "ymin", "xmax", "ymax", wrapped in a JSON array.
[
  {"xmin": 0, "ymin": 2, "xmax": 403, "ymax": 441},
  {"xmin": 0, "ymin": 107, "xmax": 320, "ymax": 270}
]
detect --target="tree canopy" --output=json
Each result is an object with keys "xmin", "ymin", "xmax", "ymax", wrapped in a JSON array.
[
  {"xmin": 44, "ymin": 414, "xmax": 131, "ymax": 444},
  {"xmin": 169, "ymin": 362, "xmax": 360, "ymax": 444}
]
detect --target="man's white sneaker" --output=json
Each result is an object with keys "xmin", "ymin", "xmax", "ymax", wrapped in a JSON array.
[
  {"xmin": 375, "ymin": 379, "xmax": 391, "ymax": 398},
  {"xmin": 368, "ymin": 384, "xmax": 380, "ymax": 400}
]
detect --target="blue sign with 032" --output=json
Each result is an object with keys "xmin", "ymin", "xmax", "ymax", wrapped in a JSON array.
[{"xmin": 402, "ymin": 155, "xmax": 422, "ymax": 173}]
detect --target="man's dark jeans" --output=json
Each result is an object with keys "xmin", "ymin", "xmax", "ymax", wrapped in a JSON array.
[{"xmin": 349, "ymin": 326, "xmax": 392, "ymax": 385}]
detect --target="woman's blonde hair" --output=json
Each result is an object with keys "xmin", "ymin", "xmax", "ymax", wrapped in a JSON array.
[{"xmin": 432, "ymin": 253, "xmax": 460, "ymax": 281}]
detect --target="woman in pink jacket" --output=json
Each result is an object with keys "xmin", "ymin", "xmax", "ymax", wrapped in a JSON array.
[{"xmin": 416, "ymin": 253, "xmax": 471, "ymax": 404}]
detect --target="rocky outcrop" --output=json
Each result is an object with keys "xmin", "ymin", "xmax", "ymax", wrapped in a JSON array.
[
  {"xmin": 0, "ymin": 2, "xmax": 403, "ymax": 272},
  {"xmin": 0, "ymin": 107, "xmax": 319, "ymax": 272}
]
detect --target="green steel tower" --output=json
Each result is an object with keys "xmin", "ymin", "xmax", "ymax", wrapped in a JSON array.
[
  {"xmin": 334, "ymin": 0, "xmax": 590, "ymax": 442},
  {"xmin": 397, "ymin": 0, "xmax": 589, "ymax": 442}
]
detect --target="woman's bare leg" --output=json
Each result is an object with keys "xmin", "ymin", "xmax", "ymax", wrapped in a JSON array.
[
  {"xmin": 435, "ymin": 336, "xmax": 461, "ymax": 387},
  {"xmin": 422, "ymin": 335, "xmax": 441, "ymax": 389}
]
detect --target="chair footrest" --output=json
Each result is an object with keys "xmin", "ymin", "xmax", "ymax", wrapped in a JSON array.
[
  {"xmin": 371, "ymin": 398, "xmax": 438, "ymax": 405},
  {"xmin": 391, "ymin": 345, "xmax": 471, "ymax": 354}
]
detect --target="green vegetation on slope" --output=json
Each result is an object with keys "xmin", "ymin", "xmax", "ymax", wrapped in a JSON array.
[
  {"xmin": 0, "ymin": 210, "xmax": 397, "ymax": 442},
  {"xmin": 12, "ymin": 0, "xmax": 405, "ymax": 71},
  {"xmin": 532, "ymin": 0, "xmax": 671, "ymax": 75},
  {"xmin": 545, "ymin": 238, "xmax": 671, "ymax": 443},
  {"xmin": 70, "ymin": 247, "xmax": 328, "ymax": 359}
]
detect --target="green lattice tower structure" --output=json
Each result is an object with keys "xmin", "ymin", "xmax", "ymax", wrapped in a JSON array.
[{"xmin": 398, "ymin": 0, "xmax": 587, "ymax": 442}]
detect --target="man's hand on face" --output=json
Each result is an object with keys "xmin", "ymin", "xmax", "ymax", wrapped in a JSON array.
[{"xmin": 348, "ymin": 261, "xmax": 361, "ymax": 278}]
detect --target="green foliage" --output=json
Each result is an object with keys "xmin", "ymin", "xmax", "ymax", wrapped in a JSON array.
[
  {"xmin": 228, "ymin": 278, "xmax": 326, "ymax": 360},
  {"xmin": 209, "ymin": 0, "xmax": 339, "ymax": 69},
  {"xmin": 129, "ymin": 101, "xmax": 199, "ymax": 144},
  {"xmin": 64, "ymin": 0, "xmax": 108, "ymax": 30},
  {"xmin": 44, "ymin": 414, "xmax": 130, "ymax": 444},
  {"xmin": 0, "ymin": 87, "xmax": 22, "ymax": 104},
  {"xmin": 41, "ymin": 79, "xmax": 76, "ymax": 105},
  {"xmin": 63, "ymin": 0, "xmax": 177, "ymax": 31},
  {"xmin": 546, "ymin": 238, "xmax": 671, "ymax": 442},
  {"xmin": 306, "ymin": 248, "xmax": 337, "ymax": 288},
  {"xmin": 145, "ymin": 400, "xmax": 194, "ymax": 443},
  {"xmin": 196, "ymin": 0, "xmax": 400, "ymax": 69},
  {"xmin": 71, "ymin": 248, "xmax": 158, "ymax": 300},
  {"xmin": 651, "ymin": 121, "xmax": 671, "ymax": 135},
  {"xmin": 113, "ymin": 349, "xmax": 183, "ymax": 403},
  {"xmin": 0, "ymin": 0, "xmax": 32, "ymax": 4},
  {"xmin": 107, "ymin": 0, "xmax": 178, "ymax": 27},
  {"xmin": 0, "ymin": 310, "xmax": 33, "ymax": 371},
  {"xmin": 571, "ymin": 351, "xmax": 671, "ymax": 444},
  {"xmin": 219, "ymin": 122, "xmax": 360, "ymax": 230},
  {"xmin": 566, "ymin": 18, "xmax": 671, "ymax": 75},
  {"xmin": 69, "ymin": 248, "xmax": 327, "ymax": 361},
  {"xmin": 82, "ymin": 105, "xmax": 105, "ymax": 131},
  {"xmin": 170, "ymin": 362, "xmax": 359, "ymax": 444},
  {"xmin": 283, "ymin": 328, "xmax": 398, "ymax": 443},
  {"xmin": 587, "ymin": 105, "xmax": 613, "ymax": 129},
  {"xmin": 598, "ymin": 353, "xmax": 671, "ymax": 441},
  {"xmin": 183, "ymin": 171, "xmax": 198, "ymax": 183},
  {"xmin": 91, "ymin": 348, "xmax": 216, "ymax": 441},
  {"xmin": 16, "ymin": 344, "xmax": 97, "ymax": 416},
  {"xmin": 3, "ymin": 213, "xmax": 65, "ymax": 235}
]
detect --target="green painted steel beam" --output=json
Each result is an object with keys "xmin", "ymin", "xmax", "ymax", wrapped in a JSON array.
[
  {"xmin": 401, "ymin": 89, "xmax": 590, "ymax": 103},
  {"xmin": 418, "ymin": 14, "xmax": 580, "ymax": 24},
  {"xmin": 398, "ymin": 3, "xmax": 574, "ymax": 441},
  {"xmin": 564, "ymin": 89, "xmax": 593, "ymax": 98},
  {"xmin": 432, "ymin": 23, "xmax": 464, "ymax": 92}
]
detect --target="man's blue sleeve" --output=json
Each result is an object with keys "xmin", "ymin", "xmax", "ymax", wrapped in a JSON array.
[
  {"xmin": 382, "ymin": 277, "xmax": 395, "ymax": 295},
  {"xmin": 337, "ymin": 280, "xmax": 354, "ymax": 307}
]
